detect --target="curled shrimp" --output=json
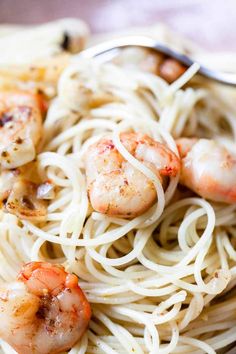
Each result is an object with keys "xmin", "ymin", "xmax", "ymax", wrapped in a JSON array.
[
  {"xmin": 177, "ymin": 138, "xmax": 236, "ymax": 203},
  {"xmin": 0, "ymin": 262, "xmax": 91, "ymax": 354},
  {"xmin": 85, "ymin": 132, "xmax": 180, "ymax": 218},
  {"xmin": 0, "ymin": 90, "xmax": 44, "ymax": 169}
]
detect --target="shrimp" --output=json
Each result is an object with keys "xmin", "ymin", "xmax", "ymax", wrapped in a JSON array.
[
  {"xmin": 84, "ymin": 132, "xmax": 180, "ymax": 218},
  {"xmin": 0, "ymin": 90, "xmax": 44, "ymax": 169},
  {"xmin": 159, "ymin": 58, "xmax": 186, "ymax": 83},
  {"xmin": 113, "ymin": 47, "xmax": 186, "ymax": 83},
  {"xmin": 177, "ymin": 138, "xmax": 236, "ymax": 203},
  {"xmin": 0, "ymin": 262, "xmax": 91, "ymax": 354},
  {"xmin": 0, "ymin": 170, "xmax": 48, "ymax": 221}
]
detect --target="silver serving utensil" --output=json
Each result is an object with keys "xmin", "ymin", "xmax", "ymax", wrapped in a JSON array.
[{"xmin": 80, "ymin": 35, "xmax": 236, "ymax": 87}]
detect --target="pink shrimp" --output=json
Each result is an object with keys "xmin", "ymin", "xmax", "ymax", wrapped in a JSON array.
[
  {"xmin": 0, "ymin": 262, "xmax": 91, "ymax": 354},
  {"xmin": 85, "ymin": 132, "xmax": 180, "ymax": 218},
  {"xmin": 177, "ymin": 137, "xmax": 236, "ymax": 203}
]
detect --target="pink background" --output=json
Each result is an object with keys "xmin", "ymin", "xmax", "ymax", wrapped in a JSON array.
[{"xmin": 0, "ymin": 0, "xmax": 236, "ymax": 51}]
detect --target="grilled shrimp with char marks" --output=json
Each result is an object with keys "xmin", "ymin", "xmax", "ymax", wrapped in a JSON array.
[
  {"xmin": 85, "ymin": 132, "xmax": 180, "ymax": 218},
  {"xmin": 0, "ymin": 90, "xmax": 44, "ymax": 168},
  {"xmin": 0, "ymin": 262, "xmax": 91, "ymax": 354},
  {"xmin": 177, "ymin": 137, "xmax": 236, "ymax": 203}
]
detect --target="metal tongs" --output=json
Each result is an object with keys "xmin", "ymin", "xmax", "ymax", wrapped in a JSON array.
[{"xmin": 80, "ymin": 35, "xmax": 236, "ymax": 87}]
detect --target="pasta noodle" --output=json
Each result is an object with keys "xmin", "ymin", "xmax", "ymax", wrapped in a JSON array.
[{"xmin": 0, "ymin": 22, "xmax": 236, "ymax": 354}]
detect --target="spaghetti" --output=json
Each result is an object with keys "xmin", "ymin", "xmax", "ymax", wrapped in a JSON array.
[{"xmin": 0, "ymin": 25, "xmax": 236, "ymax": 354}]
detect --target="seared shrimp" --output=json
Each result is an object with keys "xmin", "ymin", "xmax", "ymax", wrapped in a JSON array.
[
  {"xmin": 177, "ymin": 138, "xmax": 236, "ymax": 203},
  {"xmin": 0, "ymin": 170, "xmax": 48, "ymax": 221},
  {"xmin": 85, "ymin": 132, "xmax": 180, "ymax": 218},
  {"xmin": 0, "ymin": 262, "xmax": 91, "ymax": 354},
  {"xmin": 0, "ymin": 90, "xmax": 44, "ymax": 169}
]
